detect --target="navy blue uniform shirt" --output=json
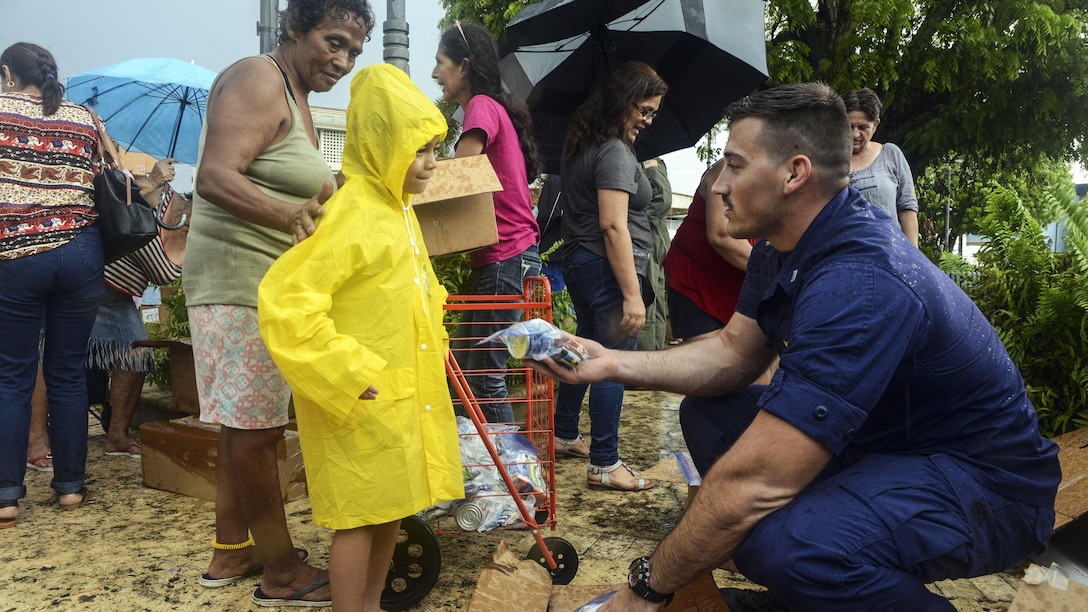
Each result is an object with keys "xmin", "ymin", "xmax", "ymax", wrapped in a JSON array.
[{"xmin": 736, "ymin": 187, "xmax": 1060, "ymax": 507}]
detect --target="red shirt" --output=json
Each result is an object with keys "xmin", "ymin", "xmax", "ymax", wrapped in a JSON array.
[{"xmin": 663, "ymin": 189, "xmax": 752, "ymax": 325}]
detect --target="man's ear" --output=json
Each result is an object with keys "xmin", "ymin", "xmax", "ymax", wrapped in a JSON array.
[{"xmin": 782, "ymin": 155, "xmax": 812, "ymax": 195}]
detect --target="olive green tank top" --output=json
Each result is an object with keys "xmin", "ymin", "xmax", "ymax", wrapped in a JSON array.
[{"xmin": 183, "ymin": 55, "xmax": 335, "ymax": 307}]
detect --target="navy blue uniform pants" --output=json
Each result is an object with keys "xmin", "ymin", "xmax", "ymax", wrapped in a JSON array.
[{"xmin": 679, "ymin": 388, "xmax": 1054, "ymax": 611}]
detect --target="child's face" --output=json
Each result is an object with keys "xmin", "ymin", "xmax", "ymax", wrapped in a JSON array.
[{"xmin": 403, "ymin": 136, "xmax": 441, "ymax": 195}]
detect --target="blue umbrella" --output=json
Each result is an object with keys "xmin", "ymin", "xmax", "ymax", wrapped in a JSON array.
[{"xmin": 66, "ymin": 58, "xmax": 217, "ymax": 165}]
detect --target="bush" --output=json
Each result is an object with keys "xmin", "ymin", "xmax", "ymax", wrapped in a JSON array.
[
  {"xmin": 144, "ymin": 280, "xmax": 189, "ymax": 390},
  {"xmin": 939, "ymin": 185, "xmax": 1088, "ymax": 436}
]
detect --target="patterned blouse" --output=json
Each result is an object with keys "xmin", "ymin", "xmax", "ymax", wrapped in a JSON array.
[{"xmin": 0, "ymin": 92, "xmax": 98, "ymax": 260}]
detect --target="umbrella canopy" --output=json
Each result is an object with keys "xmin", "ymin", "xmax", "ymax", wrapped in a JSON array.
[
  {"xmin": 66, "ymin": 58, "xmax": 217, "ymax": 165},
  {"xmin": 499, "ymin": 0, "xmax": 768, "ymax": 174}
]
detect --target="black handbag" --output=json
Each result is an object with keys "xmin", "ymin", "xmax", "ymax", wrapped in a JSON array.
[{"xmin": 89, "ymin": 110, "xmax": 159, "ymax": 263}]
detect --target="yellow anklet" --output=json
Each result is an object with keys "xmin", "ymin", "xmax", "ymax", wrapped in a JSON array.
[{"xmin": 211, "ymin": 536, "xmax": 254, "ymax": 550}]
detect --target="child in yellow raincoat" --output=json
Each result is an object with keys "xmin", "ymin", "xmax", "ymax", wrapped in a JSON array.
[{"xmin": 258, "ymin": 64, "xmax": 464, "ymax": 611}]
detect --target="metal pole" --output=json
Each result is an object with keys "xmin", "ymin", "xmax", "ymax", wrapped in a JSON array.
[
  {"xmin": 944, "ymin": 166, "xmax": 952, "ymax": 251},
  {"xmin": 258, "ymin": 0, "xmax": 278, "ymax": 54},
  {"xmin": 384, "ymin": 0, "xmax": 410, "ymax": 74}
]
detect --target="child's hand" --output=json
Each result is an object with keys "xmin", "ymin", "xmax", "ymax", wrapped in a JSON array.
[{"xmin": 359, "ymin": 385, "xmax": 379, "ymax": 400}]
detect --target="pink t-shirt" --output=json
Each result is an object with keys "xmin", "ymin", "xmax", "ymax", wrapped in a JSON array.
[{"xmin": 462, "ymin": 95, "xmax": 539, "ymax": 267}]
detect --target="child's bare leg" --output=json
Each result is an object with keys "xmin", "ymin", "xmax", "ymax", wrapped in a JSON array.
[
  {"xmin": 365, "ymin": 520, "xmax": 401, "ymax": 612},
  {"xmin": 331, "ymin": 525, "xmax": 375, "ymax": 612},
  {"xmin": 330, "ymin": 520, "xmax": 402, "ymax": 612}
]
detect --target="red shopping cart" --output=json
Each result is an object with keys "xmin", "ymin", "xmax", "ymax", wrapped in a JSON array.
[{"xmin": 380, "ymin": 277, "xmax": 578, "ymax": 610}]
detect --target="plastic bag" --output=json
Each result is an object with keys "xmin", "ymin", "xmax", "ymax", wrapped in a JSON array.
[
  {"xmin": 479, "ymin": 318, "xmax": 589, "ymax": 367},
  {"xmin": 573, "ymin": 591, "xmax": 616, "ymax": 611}
]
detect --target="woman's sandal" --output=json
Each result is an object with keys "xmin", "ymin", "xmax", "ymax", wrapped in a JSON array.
[
  {"xmin": 58, "ymin": 486, "xmax": 87, "ymax": 511},
  {"xmin": 200, "ymin": 544, "xmax": 311, "ymax": 588},
  {"xmin": 0, "ymin": 499, "xmax": 18, "ymax": 529},
  {"xmin": 554, "ymin": 435, "xmax": 590, "ymax": 459},
  {"xmin": 26, "ymin": 452, "xmax": 53, "ymax": 472},
  {"xmin": 587, "ymin": 460, "xmax": 655, "ymax": 491}
]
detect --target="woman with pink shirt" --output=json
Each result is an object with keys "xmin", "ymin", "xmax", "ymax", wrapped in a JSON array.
[{"xmin": 433, "ymin": 21, "xmax": 543, "ymax": 424}]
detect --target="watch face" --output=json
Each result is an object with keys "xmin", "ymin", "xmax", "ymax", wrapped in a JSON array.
[{"xmin": 629, "ymin": 557, "xmax": 649, "ymax": 589}]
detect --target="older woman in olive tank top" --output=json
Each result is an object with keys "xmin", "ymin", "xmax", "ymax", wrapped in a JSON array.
[{"xmin": 183, "ymin": 1, "xmax": 373, "ymax": 606}]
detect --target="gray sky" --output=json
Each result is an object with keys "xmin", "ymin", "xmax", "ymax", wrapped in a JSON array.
[{"xmin": 1, "ymin": 0, "xmax": 715, "ymax": 192}]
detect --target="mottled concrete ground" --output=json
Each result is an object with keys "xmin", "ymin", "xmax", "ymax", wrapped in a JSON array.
[{"xmin": 0, "ymin": 389, "xmax": 1024, "ymax": 611}]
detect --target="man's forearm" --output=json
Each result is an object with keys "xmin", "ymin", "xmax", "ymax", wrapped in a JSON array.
[
  {"xmin": 610, "ymin": 333, "xmax": 768, "ymax": 397},
  {"xmin": 645, "ymin": 412, "xmax": 832, "ymax": 595},
  {"xmin": 647, "ymin": 468, "xmax": 764, "ymax": 593}
]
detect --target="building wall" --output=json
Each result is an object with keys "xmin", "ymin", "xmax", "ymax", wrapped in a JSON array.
[{"xmin": 311, "ymin": 106, "xmax": 347, "ymax": 171}]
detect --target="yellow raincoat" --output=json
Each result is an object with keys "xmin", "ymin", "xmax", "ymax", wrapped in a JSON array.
[{"xmin": 258, "ymin": 64, "xmax": 463, "ymax": 529}]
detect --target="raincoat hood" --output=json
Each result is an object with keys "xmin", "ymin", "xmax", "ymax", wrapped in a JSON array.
[{"xmin": 341, "ymin": 64, "xmax": 447, "ymax": 206}]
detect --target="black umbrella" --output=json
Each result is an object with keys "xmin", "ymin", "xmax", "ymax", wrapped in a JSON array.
[{"xmin": 499, "ymin": 0, "xmax": 768, "ymax": 174}]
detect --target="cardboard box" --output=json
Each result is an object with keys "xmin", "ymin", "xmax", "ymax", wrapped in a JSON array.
[
  {"xmin": 548, "ymin": 575, "xmax": 726, "ymax": 612},
  {"xmin": 140, "ymin": 417, "xmax": 306, "ymax": 502},
  {"xmin": 1022, "ymin": 425, "xmax": 1088, "ymax": 596},
  {"xmin": 468, "ymin": 541, "xmax": 552, "ymax": 612},
  {"xmin": 468, "ymin": 541, "xmax": 728, "ymax": 612},
  {"xmin": 133, "ymin": 338, "xmax": 199, "ymax": 415},
  {"xmin": 411, "ymin": 154, "xmax": 500, "ymax": 257},
  {"xmin": 119, "ymin": 147, "xmax": 158, "ymax": 176},
  {"xmin": 140, "ymin": 302, "xmax": 158, "ymax": 322},
  {"xmin": 1052, "ymin": 426, "xmax": 1088, "ymax": 532},
  {"xmin": 1008, "ymin": 563, "xmax": 1088, "ymax": 611}
]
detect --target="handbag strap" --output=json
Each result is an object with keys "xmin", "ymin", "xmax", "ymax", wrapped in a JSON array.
[{"xmin": 87, "ymin": 107, "xmax": 136, "ymax": 206}]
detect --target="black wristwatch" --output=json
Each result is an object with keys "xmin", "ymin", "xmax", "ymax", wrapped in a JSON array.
[{"xmin": 627, "ymin": 556, "xmax": 674, "ymax": 605}]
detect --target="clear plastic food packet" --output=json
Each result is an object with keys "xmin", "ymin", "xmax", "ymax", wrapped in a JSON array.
[
  {"xmin": 573, "ymin": 590, "xmax": 615, "ymax": 611},
  {"xmin": 479, "ymin": 318, "xmax": 590, "ymax": 367}
]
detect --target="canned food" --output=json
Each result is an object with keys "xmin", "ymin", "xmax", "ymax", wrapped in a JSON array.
[
  {"xmin": 455, "ymin": 501, "xmax": 485, "ymax": 531},
  {"xmin": 550, "ymin": 338, "xmax": 588, "ymax": 367}
]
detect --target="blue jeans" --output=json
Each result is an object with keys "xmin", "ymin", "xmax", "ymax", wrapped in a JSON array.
[
  {"xmin": 554, "ymin": 248, "xmax": 640, "ymax": 466},
  {"xmin": 680, "ymin": 390, "xmax": 1054, "ymax": 610},
  {"xmin": 452, "ymin": 245, "xmax": 541, "ymax": 423},
  {"xmin": 0, "ymin": 228, "xmax": 105, "ymax": 500}
]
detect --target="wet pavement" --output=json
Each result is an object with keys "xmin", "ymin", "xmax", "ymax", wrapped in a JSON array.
[{"xmin": 0, "ymin": 388, "xmax": 1024, "ymax": 610}]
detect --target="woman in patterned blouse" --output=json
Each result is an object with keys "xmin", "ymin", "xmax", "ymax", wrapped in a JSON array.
[{"xmin": 0, "ymin": 42, "xmax": 104, "ymax": 528}]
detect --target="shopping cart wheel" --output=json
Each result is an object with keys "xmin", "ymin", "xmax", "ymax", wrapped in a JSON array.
[
  {"xmin": 526, "ymin": 536, "xmax": 579, "ymax": 585},
  {"xmin": 381, "ymin": 516, "xmax": 441, "ymax": 611}
]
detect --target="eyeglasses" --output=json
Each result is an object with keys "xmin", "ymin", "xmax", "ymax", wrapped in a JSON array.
[{"xmin": 633, "ymin": 104, "xmax": 659, "ymax": 121}]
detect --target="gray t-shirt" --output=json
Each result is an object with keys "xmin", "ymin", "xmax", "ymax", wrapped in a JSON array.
[
  {"xmin": 849, "ymin": 142, "xmax": 918, "ymax": 226},
  {"xmin": 559, "ymin": 139, "xmax": 652, "ymax": 275}
]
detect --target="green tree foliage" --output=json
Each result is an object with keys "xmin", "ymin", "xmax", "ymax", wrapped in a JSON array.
[
  {"xmin": 442, "ymin": 1, "xmax": 1088, "ymax": 172},
  {"xmin": 145, "ymin": 280, "xmax": 190, "ymax": 390},
  {"xmin": 766, "ymin": 1, "xmax": 1088, "ymax": 258},
  {"xmin": 767, "ymin": 0, "xmax": 1088, "ymax": 176},
  {"xmin": 435, "ymin": 97, "xmax": 462, "ymax": 158},
  {"xmin": 438, "ymin": 0, "xmax": 526, "ymax": 36},
  {"xmin": 913, "ymin": 156, "xmax": 1073, "ymax": 253},
  {"xmin": 940, "ymin": 185, "xmax": 1088, "ymax": 436}
]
